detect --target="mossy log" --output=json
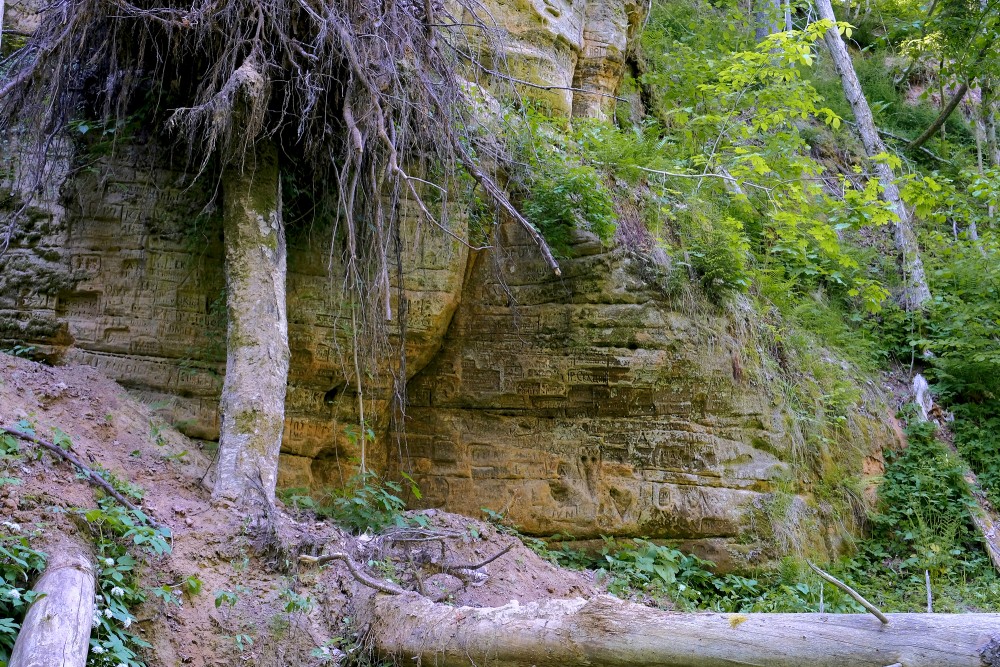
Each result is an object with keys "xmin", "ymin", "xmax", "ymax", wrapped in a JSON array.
[
  {"xmin": 9, "ymin": 538, "xmax": 95, "ymax": 667},
  {"xmin": 368, "ymin": 593, "xmax": 1000, "ymax": 667}
]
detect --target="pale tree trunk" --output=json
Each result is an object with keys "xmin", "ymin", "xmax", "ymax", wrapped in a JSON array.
[
  {"xmin": 816, "ymin": 0, "xmax": 932, "ymax": 310},
  {"xmin": 985, "ymin": 78, "xmax": 1000, "ymax": 168},
  {"xmin": 369, "ymin": 593, "xmax": 1000, "ymax": 667},
  {"xmin": 755, "ymin": 0, "xmax": 781, "ymax": 41},
  {"xmin": 213, "ymin": 140, "xmax": 289, "ymax": 508},
  {"xmin": 10, "ymin": 538, "xmax": 94, "ymax": 667}
]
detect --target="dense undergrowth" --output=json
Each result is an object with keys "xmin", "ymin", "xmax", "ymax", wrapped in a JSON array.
[{"xmin": 500, "ymin": 0, "xmax": 1000, "ymax": 612}]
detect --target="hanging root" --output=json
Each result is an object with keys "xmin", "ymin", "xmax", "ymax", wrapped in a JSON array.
[{"xmin": 0, "ymin": 0, "xmax": 561, "ymax": 443}]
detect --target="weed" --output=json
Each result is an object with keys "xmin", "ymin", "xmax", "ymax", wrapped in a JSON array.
[
  {"xmin": 0, "ymin": 530, "xmax": 46, "ymax": 665},
  {"xmin": 80, "ymin": 496, "xmax": 172, "ymax": 666}
]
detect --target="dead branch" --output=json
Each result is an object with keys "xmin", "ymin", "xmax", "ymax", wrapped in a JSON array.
[
  {"xmin": 1, "ymin": 425, "xmax": 164, "ymax": 530},
  {"xmin": 300, "ymin": 543, "xmax": 515, "ymax": 594},
  {"xmin": 807, "ymin": 560, "xmax": 888, "ymax": 624},
  {"xmin": 447, "ymin": 543, "xmax": 515, "ymax": 572},
  {"xmin": 842, "ymin": 120, "xmax": 948, "ymax": 165}
]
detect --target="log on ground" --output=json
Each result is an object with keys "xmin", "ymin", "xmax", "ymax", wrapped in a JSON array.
[
  {"xmin": 9, "ymin": 537, "xmax": 95, "ymax": 667},
  {"xmin": 368, "ymin": 592, "xmax": 1000, "ymax": 667}
]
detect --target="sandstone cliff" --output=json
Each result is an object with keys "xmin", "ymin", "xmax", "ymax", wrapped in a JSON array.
[{"xmin": 0, "ymin": 0, "xmax": 894, "ymax": 565}]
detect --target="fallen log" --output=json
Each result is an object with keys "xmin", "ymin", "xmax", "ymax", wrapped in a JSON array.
[
  {"xmin": 9, "ymin": 537, "xmax": 95, "ymax": 667},
  {"xmin": 368, "ymin": 593, "xmax": 1000, "ymax": 667}
]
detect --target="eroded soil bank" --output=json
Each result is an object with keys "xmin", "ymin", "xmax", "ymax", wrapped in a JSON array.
[{"xmin": 0, "ymin": 353, "xmax": 596, "ymax": 667}]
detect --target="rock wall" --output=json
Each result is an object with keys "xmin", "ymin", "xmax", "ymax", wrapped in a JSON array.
[
  {"xmin": 398, "ymin": 221, "xmax": 890, "ymax": 563},
  {"xmin": 0, "ymin": 0, "xmax": 894, "ymax": 561}
]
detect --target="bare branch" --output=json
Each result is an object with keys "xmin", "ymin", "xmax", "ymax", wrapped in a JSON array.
[{"xmin": 807, "ymin": 561, "xmax": 888, "ymax": 624}]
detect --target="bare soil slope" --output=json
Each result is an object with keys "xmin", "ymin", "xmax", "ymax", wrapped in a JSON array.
[{"xmin": 0, "ymin": 353, "xmax": 594, "ymax": 666}]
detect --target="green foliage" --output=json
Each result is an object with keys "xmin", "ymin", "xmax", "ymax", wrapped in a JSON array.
[
  {"xmin": 862, "ymin": 415, "xmax": 984, "ymax": 577},
  {"xmin": 0, "ymin": 345, "xmax": 35, "ymax": 359},
  {"xmin": 325, "ymin": 472, "xmax": 416, "ymax": 534},
  {"xmin": 685, "ymin": 213, "xmax": 752, "ymax": 301},
  {"xmin": 636, "ymin": 5, "xmax": 893, "ymax": 310},
  {"xmin": 871, "ymin": 172, "xmax": 1000, "ymax": 401},
  {"xmin": 593, "ymin": 538, "xmax": 721, "ymax": 606},
  {"xmin": 0, "ymin": 530, "xmax": 46, "ymax": 667},
  {"xmin": 522, "ymin": 164, "xmax": 616, "ymax": 255},
  {"xmin": 0, "ymin": 435, "xmax": 19, "ymax": 459},
  {"xmin": 952, "ymin": 401, "xmax": 1000, "ymax": 506},
  {"xmin": 214, "ymin": 587, "xmax": 247, "ymax": 609},
  {"xmin": 80, "ymin": 497, "xmax": 172, "ymax": 667},
  {"xmin": 513, "ymin": 113, "xmax": 618, "ymax": 255}
]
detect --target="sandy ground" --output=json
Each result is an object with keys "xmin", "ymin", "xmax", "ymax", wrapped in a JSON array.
[{"xmin": 0, "ymin": 353, "xmax": 596, "ymax": 666}]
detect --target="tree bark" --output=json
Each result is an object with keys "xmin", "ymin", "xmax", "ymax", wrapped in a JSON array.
[
  {"xmin": 368, "ymin": 593, "xmax": 1000, "ymax": 667},
  {"xmin": 984, "ymin": 77, "xmax": 1000, "ymax": 168},
  {"xmin": 9, "ymin": 538, "xmax": 95, "ymax": 667},
  {"xmin": 816, "ymin": 0, "xmax": 932, "ymax": 310},
  {"xmin": 213, "ymin": 140, "xmax": 289, "ymax": 508},
  {"xmin": 755, "ymin": 0, "xmax": 781, "ymax": 41},
  {"xmin": 909, "ymin": 82, "xmax": 968, "ymax": 151}
]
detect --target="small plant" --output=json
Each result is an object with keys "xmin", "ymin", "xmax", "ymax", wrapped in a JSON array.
[
  {"xmin": 149, "ymin": 421, "xmax": 167, "ymax": 448},
  {"xmin": 78, "ymin": 496, "xmax": 172, "ymax": 666},
  {"xmin": 280, "ymin": 587, "xmax": 314, "ymax": 614},
  {"xmin": 0, "ymin": 434, "xmax": 20, "ymax": 458},
  {"xmin": 0, "ymin": 530, "xmax": 46, "ymax": 665},
  {"xmin": 214, "ymin": 587, "xmax": 245, "ymax": 609},
  {"xmin": 277, "ymin": 487, "xmax": 318, "ymax": 512},
  {"xmin": 0, "ymin": 344, "xmax": 35, "ymax": 359},
  {"xmin": 233, "ymin": 633, "xmax": 253, "ymax": 652},
  {"xmin": 326, "ymin": 472, "xmax": 418, "ymax": 533}
]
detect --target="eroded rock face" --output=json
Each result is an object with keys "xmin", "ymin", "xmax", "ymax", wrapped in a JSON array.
[
  {"xmin": 0, "ymin": 0, "xmax": 892, "ymax": 559},
  {"xmin": 397, "ymin": 223, "xmax": 890, "ymax": 563},
  {"xmin": 458, "ymin": 0, "xmax": 648, "ymax": 118},
  {"xmin": 0, "ymin": 156, "xmax": 470, "ymax": 488}
]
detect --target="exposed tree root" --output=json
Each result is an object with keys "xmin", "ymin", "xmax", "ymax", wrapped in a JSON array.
[
  {"xmin": 1, "ymin": 425, "xmax": 164, "ymax": 530},
  {"xmin": 300, "ymin": 541, "xmax": 515, "ymax": 595}
]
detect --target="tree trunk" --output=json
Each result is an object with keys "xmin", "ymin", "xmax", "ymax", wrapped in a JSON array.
[
  {"xmin": 984, "ymin": 77, "xmax": 1000, "ymax": 168},
  {"xmin": 816, "ymin": 0, "xmax": 932, "ymax": 310},
  {"xmin": 368, "ymin": 593, "xmax": 1000, "ymax": 667},
  {"xmin": 755, "ymin": 0, "xmax": 781, "ymax": 41},
  {"xmin": 9, "ymin": 538, "xmax": 94, "ymax": 667},
  {"xmin": 213, "ymin": 140, "xmax": 289, "ymax": 508},
  {"xmin": 909, "ymin": 82, "xmax": 968, "ymax": 151}
]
